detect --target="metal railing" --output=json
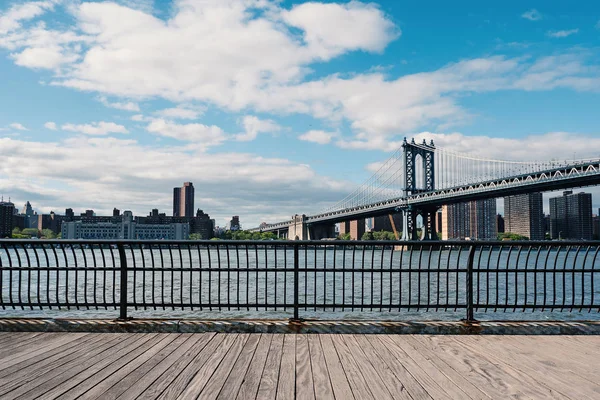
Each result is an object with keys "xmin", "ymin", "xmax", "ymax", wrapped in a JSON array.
[{"xmin": 1, "ymin": 240, "xmax": 599, "ymax": 321}]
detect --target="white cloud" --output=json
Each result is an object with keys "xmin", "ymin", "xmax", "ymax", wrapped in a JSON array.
[
  {"xmin": 154, "ymin": 106, "xmax": 204, "ymax": 120},
  {"xmin": 547, "ymin": 29, "xmax": 579, "ymax": 38},
  {"xmin": 0, "ymin": 136, "xmax": 348, "ymax": 227},
  {"xmin": 521, "ymin": 9, "xmax": 542, "ymax": 21},
  {"xmin": 61, "ymin": 121, "xmax": 129, "ymax": 135},
  {"xmin": 146, "ymin": 119, "xmax": 227, "ymax": 148},
  {"xmin": 44, "ymin": 121, "xmax": 57, "ymax": 130},
  {"xmin": 0, "ymin": 0, "xmax": 58, "ymax": 34},
  {"xmin": 298, "ymin": 130, "xmax": 337, "ymax": 145},
  {"xmin": 235, "ymin": 116, "xmax": 280, "ymax": 142},
  {"xmin": 281, "ymin": 1, "xmax": 399, "ymax": 59},
  {"xmin": 98, "ymin": 96, "xmax": 140, "ymax": 112},
  {"xmin": 9, "ymin": 122, "xmax": 27, "ymax": 131}
]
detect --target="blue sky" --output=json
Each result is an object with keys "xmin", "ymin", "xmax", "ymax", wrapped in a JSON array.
[{"xmin": 0, "ymin": 0, "xmax": 599, "ymax": 227}]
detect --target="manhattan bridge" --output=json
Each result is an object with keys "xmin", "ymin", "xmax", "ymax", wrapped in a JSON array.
[{"xmin": 253, "ymin": 138, "xmax": 600, "ymax": 240}]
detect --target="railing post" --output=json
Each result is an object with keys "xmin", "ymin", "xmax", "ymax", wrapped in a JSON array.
[
  {"xmin": 117, "ymin": 243, "xmax": 130, "ymax": 321},
  {"xmin": 291, "ymin": 242, "xmax": 301, "ymax": 322},
  {"xmin": 465, "ymin": 244, "xmax": 476, "ymax": 323}
]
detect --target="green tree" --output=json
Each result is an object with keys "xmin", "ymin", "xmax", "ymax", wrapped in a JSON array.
[
  {"xmin": 40, "ymin": 229, "xmax": 56, "ymax": 239},
  {"xmin": 21, "ymin": 228, "xmax": 39, "ymax": 237},
  {"xmin": 498, "ymin": 232, "xmax": 529, "ymax": 241},
  {"xmin": 361, "ymin": 231, "xmax": 374, "ymax": 240},
  {"xmin": 337, "ymin": 233, "xmax": 352, "ymax": 240},
  {"xmin": 12, "ymin": 227, "xmax": 21, "ymax": 235},
  {"xmin": 188, "ymin": 233, "xmax": 202, "ymax": 240}
]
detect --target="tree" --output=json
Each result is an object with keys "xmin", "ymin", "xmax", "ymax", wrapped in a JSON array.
[
  {"xmin": 498, "ymin": 232, "xmax": 529, "ymax": 241},
  {"xmin": 337, "ymin": 233, "xmax": 352, "ymax": 240},
  {"xmin": 12, "ymin": 227, "xmax": 21, "ymax": 235},
  {"xmin": 21, "ymin": 228, "xmax": 39, "ymax": 237},
  {"xmin": 188, "ymin": 233, "xmax": 202, "ymax": 240},
  {"xmin": 361, "ymin": 231, "xmax": 374, "ymax": 240},
  {"xmin": 41, "ymin": 229, "xmax": 56, "ymax": 239}
]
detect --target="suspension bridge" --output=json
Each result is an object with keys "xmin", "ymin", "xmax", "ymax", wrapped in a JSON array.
[{"xmin": 253, "ymin": 138, "xmax": 600, "ymax": 240}]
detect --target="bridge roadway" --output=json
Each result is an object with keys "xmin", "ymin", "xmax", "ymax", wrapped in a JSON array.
[
  {"xmin": 255, "ymin": 159, "xmax": 600, "ymax": 233},
  {"xmin": 1, "ymin": 329, "xmax": 600, "ymax": 399}
]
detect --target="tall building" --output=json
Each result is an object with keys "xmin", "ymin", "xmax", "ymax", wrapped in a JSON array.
[
  {"xmin": 173, "ymin": 182, "xmax": 195, "ymax": 217},
  {"xmin": 504, "ymin": 193, "xmax": 544, "ymax": 240},
  {"xmin": 228, "ymin": 216, "xmax": 241, "ymax": 231},
  {"xmin": 0, "ymin": 198, "xmax": 15, "ymax": 238},
  {"xmin": 549, "ymin": 191, "xmax": 593, "ymax": 240},
  {"xmin": 496, "ymin": 214, "xmax": 505, "ymax": 233},
  {"xmin": 441, "ymin": 199, "xmax": 497, "ymax": 240}
]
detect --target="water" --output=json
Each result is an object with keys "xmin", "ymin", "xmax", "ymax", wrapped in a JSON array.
[{"xmin": 1, "ymin": 246, "xmax": 599, "ymax": 321}]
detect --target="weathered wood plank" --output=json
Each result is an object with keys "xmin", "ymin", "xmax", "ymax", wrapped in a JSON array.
[
  {"xmin": 0, "ymin": 332, "xmax": 58, "ymax": 357},
  {"xmin": 0, "ymin": 333, "xmax": 116, "ymax": 397},
  {"xmin": 256, "ymin": 334, "xmax": 284, "ymax": 400},
  {"xmin": 161, "ymin": 333, "xmax": 238, "ymax": 400},
  {"xmin": 319, "ymin": 334, "xmax": 354, "ymax": 400},
  {"xmin": 352, "ymin": 335, "xmax": 412, "ymax": 400},
  {"xmin": 295, "ymin": 334, "xmax": 315, "ymax": 400},
  {"xmin": 276, "ymin": 334, "xmax": 296, "ymax": 400},
  {"xmin": 95, "ymin": 334, "xmax": 193, "ymax": 400},
  {"xmin": 307, "ymin": 334, "xmax": 334, "ymax": 400},
  {"xmin": 457, "ymin": 335, "xmax": 597, "ymax": 400},
  {"xmin": 395, "ymin": 335, "xmax": 488, "ymax": 400},
  {"xmin": 330, "ymin": 334, "xmax": 375, "ymax": 400},
  {"xmin": 216, "ymin": 334, "xmax": 262, "ymax": 400},
  {"xmin": 340, "ymin": 335, "xmax": 393, "ymax": 400},
  {"xmin": 117, "ymin": 333, "xmax": 215, "ymax": 400},
  {"xmin": 41, "ymin": 333, "xmax": 156, "ymax": 400},
  {"xmin": 0, "ymin": 333, "xmax": 87, "ymax": 374},
  {"xmin": 179, "ymin": 334, "xmax": 249, "ymax": 400},
  {"xmin": 236, "ymin": 334, "xmax": 272, "ymax": 400},
  {"xmin": 148, "ymin": 333, "xmax": 226, "ymax": 400}
]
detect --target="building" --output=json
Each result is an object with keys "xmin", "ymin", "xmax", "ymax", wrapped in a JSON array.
[
  {"xmin": 228, "ymin": 216, "xmax": 241, "ymax": 231},
  {"xmin": 62, "ymin": 211, "xmax": 189, "ymax": 240},
  {"xmin": 37, "ymin": 212, "xmax": 64, "ymax": 235},
  {"xmin": 593, "ymin": 210, "xmax": 599, "ymax": 240},
  {"xmin": 504, "ymin": 193, "xmax": 544, "ymax": 240},
  {"xmin": 0, "ymin": 198, "xmax": 15, "ymax": 238},
  {"xmin": 137, "ymin": 208, "xmax": 214, "ymax": 239},
  {"xmin": 338, "ymin": 219, "xmax": 365, "ymax": 240},
  {"xmin": 173, "ymin": 182, "xmax": 195, "ymax": 217},
  {"xmin": 371, "ymin": 214, "xmax": 403, "ymax": 235},
  {"xmin": 549, "ymin": 191, "xmax": 593, "ymax": 240},
  {"xmin": 441, "ymin": 199, "xmax": 497, "ymax": 240},
  {"xmin": 20, "ymin": 201, "xmax": 38, "ymax": 228}
]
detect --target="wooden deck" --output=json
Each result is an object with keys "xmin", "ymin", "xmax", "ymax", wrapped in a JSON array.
[{"xmin": 0, "ymin": 332, "xmax": 599, "ymax": 399}]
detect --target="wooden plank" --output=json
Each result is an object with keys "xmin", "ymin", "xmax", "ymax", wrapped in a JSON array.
[
  {"xmin": 159, "ymin": 333, "xmax": 239, "ymax": 400},
  {"xmin": 392, "ymin": 335, "xmax": 488, "ymax": 400},
  {"xmin": 61, "ymin": 334, "xmax": 178, "ymax": 400},
  {"xmin": 276, "ymin": 334, "xmax": 296, "ymax": 400},
  {"xmin": 256, "ymin": 334, "xmax": 284, "ymax": 400},
  {"xmin": 216, "ymin": 334, "xmax": 262, "ymax": 400},
  {"xmin": 0, "ymin": 332, "xmax": 42, "ymax": 348},
  {"xmin": 363, "ymin": 336, "xmax": 432, "ymax": 400},
  {"xmin": 435, "ymin": 336, "xmax": 567, "ymax": 400},
  {"xmin": 179, "ymin": 334, "xmax": 249, "ymax": 400},
  {"xmin": 340, "ymin": 335, "xmax": 393, "ymax": 400},
  {"xmin": 307, "ymin": 335, "xmax": 334, "ymax": 400},
  {"xmin": 146, "ymin": 333, "xmax": 226, "ymax": 400},
  {"xmin": 352, "ymin": 335, "xmax": 413, "ymax": 400},
  {"xmin": 318, "ymin": 334, "xmax": 354, "ymax": 400},
  {"xmin": 236, "ymin": 334, "xmax": 272, "ymax": 400},
  {"xmin": 0, "ymin": 333, "xmax": 87, "ymax": 374},
  {"xmin": 330, "ymin": 334, "xmax": 374, "ymax": 400},
  {"xmin": 116, "ymin": 333, "xmax": 216, "ymax": 400},
  {"xmin": 0, "ymin": 332, "xmax": 60, "ymax": 357},
  {"xmin": 411, "ymin": 335, "xmax": 554, "ymax": 399},
  {"xmin": 1, "ymin": 334, "xmax": 136, "ymax": 400},
  {"xmin": 0, "ymin": 333, "xmax": 117, "ymax": 397},
  {"xmin": 0, "ymin": 332, "xmax": 104, "ymax": 380},
  {"xmin": 455, "ymin": 337, "xmax": 600, "ymax": 399},
  {"xmin": 39, "ymin": 333, "xmax": 157, "ymax": 400},
  {"xmin": 456, "ymin": 335, "xmax": 598, "ymax": 400},
  {"xmin": 94, "ymin": 334, "xmax": 193, "ymax": 400},
  {"xmin": 295, "ymin": 335, "xmax": 315, "ymax": 400}
]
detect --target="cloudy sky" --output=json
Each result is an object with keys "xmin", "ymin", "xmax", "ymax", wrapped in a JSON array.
[{"xmin": 0, "ymin": 0, "xmax": 599, "ymax": 227}]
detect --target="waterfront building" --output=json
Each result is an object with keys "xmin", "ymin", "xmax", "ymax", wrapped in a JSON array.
[
  {"xmin": 173, "ymin": 182, "xmax": 195, "ymax": 217},
  {"xmin": 496, "ymin": 214, "xmax": 505, "ymax": 233},
  {"xmin": 20, "ymin": 201, "xmax": 38, "ymax": 228},
  {"xmin": 228, "ymin": 216, "xmax": 241, "ymax": 231},
  {"xmin": 61, "ymin": 211, "xmax": 189, "ymax": 240},
  {"xmin": 504, "ymin": 193, "xmax": 544, "ymax": 240},
  {"xmin": 441, "ymin": 199, "xmax": 497, "ymax": 240},
  {"xmin": 137, "ymin": 208, "xmax": 214, "ymax": 239},
  {"xmin": 0, "ymin": 198, "xmax": 15, "ymax": 237},
  {"xmin": 549, "ymin": 191, "xmax": 593, "ymax": 240}
]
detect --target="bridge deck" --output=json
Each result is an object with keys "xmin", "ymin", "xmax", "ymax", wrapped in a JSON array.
[{"xmin": 1, "ymin": 332, "xmax": 599, "ymax": 399}]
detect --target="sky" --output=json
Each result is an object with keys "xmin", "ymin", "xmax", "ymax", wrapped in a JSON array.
[{"xmin": 0, "ymin": 0, "xmax": 599, "ymax": 228}]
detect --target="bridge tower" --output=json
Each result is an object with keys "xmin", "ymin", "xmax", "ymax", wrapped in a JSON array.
[{"xmin": 400, "ymin": 138, "xmax": 439, "ymax": 240}]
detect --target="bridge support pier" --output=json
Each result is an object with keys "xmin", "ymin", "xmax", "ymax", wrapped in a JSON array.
[
  {"xmin": 307, "ymin": 224, "xmax": 336, "ymax": 240},
  {"xmin": 399, "ymin": 206, "xmax": 439, "ymax": 241}
]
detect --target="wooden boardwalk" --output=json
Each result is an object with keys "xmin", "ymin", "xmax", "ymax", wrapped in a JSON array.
[{"xmin": 0, "ymin": 332, "xmax": 599, "ymax": 399}]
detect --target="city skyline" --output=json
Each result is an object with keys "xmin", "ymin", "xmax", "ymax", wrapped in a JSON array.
[{"xmin": 0, "ymin": 0, "xmax": 600, "ymax": 227}]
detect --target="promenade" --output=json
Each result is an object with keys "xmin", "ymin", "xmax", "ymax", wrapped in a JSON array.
[{"xmin": 1, "ymin": 329, "xmax": 599, "ymax": 399}]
